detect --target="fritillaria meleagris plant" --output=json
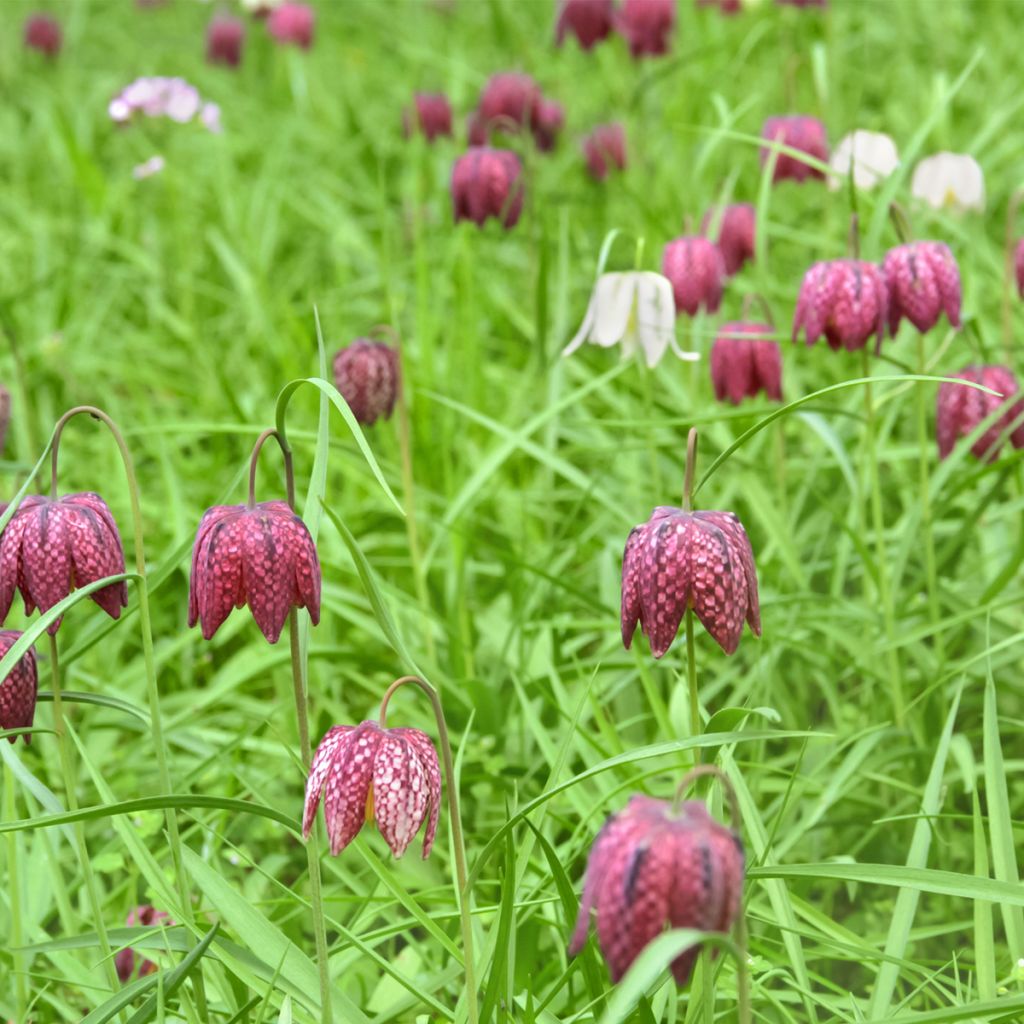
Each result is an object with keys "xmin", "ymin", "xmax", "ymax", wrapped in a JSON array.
[
  {"xmin": 936, "ymin": 365, "xmax": 1024, "ymax": 462},
  {"xmin": 661, "ymin": 234, "xmax": 726, "ymax": 317},
  {"xmin": 760, "ymin": 115, "xmax": 828, "ymax": 184},
  {"xmin": 332, "ymin": 339, "xmax": 400, "ymax": 427},
  {"xmin": 115, "ymin": 906, "xmax": 175, "ymax": 982},
  {"xmin": 701, "ymin": 203, "xmax": 755, "ymax": 277},
  {"xmin": 710, "ymin": 296, "xmax": 783, "ymax": 406},
  {"xmin": 555, "ymin": 0, "xmax": 614, "ymax": 50},
  {"xmin": 403, "ymin": 91, "xmax": 453, "ymax": 143},
  {"xmin": 0, "ymin": 630, "xmax": 38, "ymax": 744},
  {"xmin": 451, "ymin": 147, "xmax": 525, "ymax": 229},
  {"xmin": 616, "ymin": 0, "xmax": 676, "ymax": 58},
  {"xmin": 582, "ymin": 123, "xmax": 627, "ymax": 181}
]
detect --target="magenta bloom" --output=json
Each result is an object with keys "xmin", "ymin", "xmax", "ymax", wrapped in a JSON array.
[
  {"xmin": 187, "ymin": 501, "xmax": 320, "ymax": 644},
  {"xmin": 936, "ymin": 365, "xmax": 1024, "ymax": 462},
  {"xmin": 207, "ymin": 16, "xmax": 245, "ymax": 67},
  {"xmin": 882, "ymin": 241, "xmax": 961, "ymax": 335},
  {"xmin": 404, "ymin": 92, "xmax": 453, "ymax": 143},
  {"xmin": 702, "ymin": 204, "xmax": 755, "ymax": 276},
  {"xmin": 304, "ymin": 720, "xmax": 441, "ymax": 858},
  {"xmin": 533, "ymin": 99, "xmax": 565, "ymax": 152},
  {"xmin": 116, "ymin": 906, "xmax": 174, "ymax": 983},
  {"xmin": 477, "ymin": 72, "xmax": 542, "ymax": 136},
  {"xmin": 582, "ymin": 123, "xmax": 627, "ymax": 181},
  {"xmin": 661, "ymin": 237, "xmax": 725, "ymax": 317},
  {"xmin": 1015, "ymin": 239, "xmax": 1024, "ymax": 298},
  {"xmin": 0, "ymin": 494, "xmax": 128, "ymax": 634},
  {"xmin": 622, "ymin": 506, "xmax": 760, "ymax": 657},
  {"xmin": 0, "ymin": 631, "xmax": 37, "ymax": 745},
  {"xmin": 569, "ymin": 795, "xmax": 745, "ymax": 984},
  {"xmin": 792, "ymin": 259, "xmax": 888, "ymax": 352},
  {"xmin": 267, "ymin": 2, "xmax": 314, "ymax": 48},
  {"xmin": 761, "ymin": 116, "xmax": 828, "ymax": 183},
  {"xmin": 466, "ymin": 111, "xmax": 487, "ymax": 147},
  {"xmin": 711, "ymin": 323, "xmax": 782, "ymax": 405},
  {"xmin": 616, "ymin": 0, "xmax": 676, "ymax": 58},
  {"xmin": 24, "ymin": 14, "xmax": 61, "ymax": 57},
  {"xmin": 556, "ymin": 0, "xmax": 615, "ymax": 49},
  {"xmin": 332, "ymin": 340, "xmax": 400, "ymax": 426},
  {"xmin": 451, "ymin": 148, "xmax": 524, "ymax": 229}
]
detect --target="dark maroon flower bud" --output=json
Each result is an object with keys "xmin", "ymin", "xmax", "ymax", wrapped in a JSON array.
[
  {"xmin": 936, "ymin": 365, "xmax": 1024, "ymax": 462},
  {"xmin": 0, "ymin": 494, "xmax": 128, "ymax": 634},
  {"xmin": 792, "ymin": 259, "xmax": 887, "ymax": 351},
  {"xmin": 24, "ymin": 14, "xmax": 61, "ymax": 57},
  {"xmin": 404, "ymin": 92, "xmax": 453, "ymax": 143},
  {"xmin": 760, "ymin": 116, "xmax": 828, "ymax": 184},
  {"xmin": 582, "ymin": 123, "xmax": 627, "ymax": 181},
  {"xmin": 711, "ymin": 323, "xmax": 782, "ymax": 405},
  {"xmin": 616, "ymin": 0, "xmax": 676, "ymax": 58},
  {"xmin": 0, "ymin": 386, "xmax": 9, "ymax": 456},
  {"xmin": 882, "ymin": 241, "xmax": 961, "ymax": 335},
  {"xmin": 267, "ymin": 2, "xmax": 314, "ymax": 49},
  {"xmin": 697, "ymin": 0, "xmax": 741, "ymax": 12},
  {"xmin": 451, "ymin": 147, "xmax": 524, "ymax": 229},
  {"xmin": 477, "ymin": 72, "xmax": 542, "ymax": 137},
  {"xmin": 188, "ymin": 501, "xmax": 320, "ymax": 644},
  {"xmin": 661, "ymin": 237, "xmax": 725, "ymax": 317},
  {"xmin": 569, "ymin": 795, "xmax": 744, "ymax": 984},
  {"xmin": 116, "ymin": 906, "xmax": 174, "ymax": 983},
  {"xmin": 556, "ymin": 0, "xmax": 615, "ymax": 49},
  {"xmin": 332, "ymin": 340, "xmax": 400, "ymax": 426},
  {"xmin": 533, "ymin": 99, "xmax": 565, "ymax": 152},
  {"xmin": 702, "ymin": 203, "xmax": 755, "ymax": 276},
  {"xmin": 0, "ymin": 631, "xmax": 37, "ymax": 745},
  {"xmin": 622, "ymin": 506, "xmax": 760, "ymax": 657},
  {"xmin": 206, "ymin": 16, "xmax": 245, "ymax": 67},
  {"xmin": 466, "ymin": 111, "xmax": 487, "ymax": 147},
  {"xmin": 1015, "ymin": 239, "xmax": 1024, "ymax": 298}
]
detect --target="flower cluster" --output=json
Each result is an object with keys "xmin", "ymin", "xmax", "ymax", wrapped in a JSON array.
[{"xmin": 109, "ymin": 77, "xmax": 222, "ymax": 134}]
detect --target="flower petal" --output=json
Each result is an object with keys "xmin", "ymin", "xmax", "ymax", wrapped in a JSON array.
[
  {"xmin": 303, "ymin": 725, "xmax": 353, "ymax": 838},
  {"xmin": 372, "ymin": 731, "xmax": 429, "ymax": 858}
]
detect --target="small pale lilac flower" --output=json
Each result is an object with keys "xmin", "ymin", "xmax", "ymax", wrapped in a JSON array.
[
  {"xmin": 882, "ymin": 242, "xmax": 961, "ymax": 335},
  {"xmin": 116, "ymin": 907, "xmax": 174, "ymax": 983},
  {"xmin": 661, "ymin": 237, "xmax": 725, "ymax": 317},
  {"xmin": 582, "ymin": 123, "xmax": 627, "ymax": 180},
  {"xmin": 711, "ymin": 323, "xmax": 782, "ymax": 404},
  {"xmin": 792, "ymin": 259, "xmax": 888, "ymax": 351},
  {"xmin": 108, "ymin": 77, "xmax": 219, "ymax": 132},
  {"xmin": 936, "ymin": 365, "xmax": 1024, "ymax": 462},
  {"xmin": 0, "ymin": 631, "xmax": 38, "ymax": 745},
  {"xmin": 616, "ymin": 0, "xmax": 676, "ymax": 58},
  {"xmin": 701, "ymin": 203, "xmax": 755, "ymax": 276},
  {"xmin": 332, "ymin": 341, "xmax": 400, "ymax": 426},
  {"xmin": 267, "ymin": 2, "xmax": 314, "ymax": 48},
  {"xmin": 24, "ymin": 14, "xmax": 61, "ymax": 57},
  {"xmin": 200, "ymin": 102, "xmax": 222, "ymax": 134},
  {"xmin": 760, "ymin": 116, "xmax": 828, "ymax": 184},
  {"xmin": 132, "ymin": 155, "xmax": 166, "ymax": 180},
  {"xmin": 451, "ymin": 148, "xmax": 524, "ymax": 229},
  {"xmin": 556, "ymin": 0, "xmax": 615, "ymax": 49}
]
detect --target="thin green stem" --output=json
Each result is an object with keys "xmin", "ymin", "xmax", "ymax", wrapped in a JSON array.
[
  {"xmin": 916, "ymin": 333, "xmax": 944, "ymax": 660},
  {"xmin": 701, "ymin": 949, "xmax": 715, "ymax": 1023},
  {"xmin": 735, "ymin": 911, "xmax": 752, "ymax": 1024},
  {"xmin": 4, "ymin": 765, "xmax": 27, "ymax": 1017},
  {"xmin": 686, "ymin": 609, "xmax": 700, "ymax": 762}
]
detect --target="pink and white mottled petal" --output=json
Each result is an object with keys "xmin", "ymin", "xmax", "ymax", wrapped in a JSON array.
[
  {"xmin": 323, "ymin": 722, "xmax": 382, "ymax": 855},
  {"xmin": 372, "ymin": 732, "xmax": 429, "ymax": 858},
  {"xmin": 63, "ymin": 498, "xmax": 128, "ymax": 619},
  {"xmin": 697, "ymin": 511, "xmax": 761, "ymax": 637},
  {"xmin": 638, "ymin": 513, "xmax": 692, "ymax": 659},
  {"xmin": 21, "ymin": 503, "xmax": 73, "ymax": 631},
  {"xmin": 391, "ymin": 727, "xmax": 442, "ymax": 857},
  {"xmin": 0, "ymin": 505, "xmax": 32, "ymax": 622},
  {"xmin": 929, "ymin": 243, "xmax": 962, "ymax": 328},
  {"xmin": 303, "ymin": 725, "xmax": 353, "ymax": 838},
  {"xmin": 687, "ymin": 518, "xmax": 746, "ymax": 654},
  {"xmin": 752, "ymin": 339, "xmax": 783, "ymax": 401},
  {"xmin": 241, "ymin": 508, "xmax": 293, "ymax": 643},
  {"xmin": 196, "ymin": 510, "xmax": 247, "ymax": 639},
  {"xmin": 620, "ymin": 524, "xmax": 647, "ymax": 649}
]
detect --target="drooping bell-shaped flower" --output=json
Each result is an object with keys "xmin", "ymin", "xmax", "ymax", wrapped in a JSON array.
[
  {"xmin": 622, "ymin": 506, "xmax": 760, "ymax": 657},
  {"xmin": 332, "ymin": 340, "xmax": 400, "ymax": 426},
  {"xmin": 882, "ymin": 241, "xmax": 961, "ymax": 335},
  {"xmin": 661, "ymin": 237, "xmax": 726, "ymax": 317},
  {"xmin": 936, "ymin": 365, "xmax": 1024, "ymax": 462},
  {"xmin": 304, "ymin": 720, "xmax": 441, "ymax": 858},
  {"xmin": 115, "ymin": 906, "xmax": 175, "ymax": 983},
  {"xmin": 760, "ymin": 116, "xmax": 828, "ymax": 184},
  {"xmin": 582, "ymin": 123, "xmax": 627, "ymax": 181},
  {"xmin": 207, "ymin": 16, "xmax": 245, "ymax": 67},
  {"xmin": 0, "ymin": 494, "xmax": 129, "ymax": 634},
  {"xmin": 476, "ymin": 72, "xmax": 542, "ymax": 137},
  {"xmin": 711, "ymin": 322, "xmax": 782, "ymax": 405},
  {"xmin": 0, "ymin": 632, "xmax": 37, "ymax": 745},
  {"xmin": 404, "ymin": 92, "xmax": 453, "ymax": 142},
  {"xmin": 451, "ymin": 148, "xmax": 524, "ymax": 228},
  {"xmin": 24, "ymin": 14, "xmax": 61, "ymax": 57},
  {"xmin": 569, "ymin": 795, "xmax": 745, "ymax": 984},
  {"xmin": 188, "ymin": 501, "xmax": 320, "ymax": 644},
  {"xmin": 828, "ymin": 130, "xmax": 899, "ymax": 191},
  {"xmin": 266, "ymin": 2, "xmax": 314, "ymax": 48},
  {"xmin": 616, "ymin": 0, "xmax": 676, "ymax": 58},
  {"xmin": 1016, "ymin": 240, "xmax": 1024, "ymax": 298},
  {"xmin": 792, "ymin": 259, "xmax": 888, "ymax": 352},
  {"xmin": 701, "ymin": 204, "xmax": 755, "ymax": 276},
  {"xmin": 556, "ymin": 0, "xmax": 615, "ymax": 49},
  {"xmin": 910, "ymin": 152, "xmax": 985, "ymax": 213},
  {"xmin": 533, "ymin": 99, "xmax": 565, "ymax": 152}
]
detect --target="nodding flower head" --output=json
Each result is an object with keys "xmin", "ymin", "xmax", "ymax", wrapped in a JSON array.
[
  {"xmin": 936, "ymin": 365, "xmax": 1024, "ymax": 462},
  {"xmin": 207, "ymin": 16, "xmax": 245, "ymax": 67},
  {"xmin": 711, "ymin": 322, "xmax": 782, "ymax": 405},
  {"xmin": 882, "ymin": 241, "xmax": 961, "ymax": 335},
  {"xmin": 404, "ymin": 92, "xmax": 453, "ymax": 143},
  {"xmin": 332, "ymin": 340, "xmax": 400, "ymax": 426},
  {"xmin": 760, "ymin": 116, "xmax": 828, "ymax": 184},
  {"xmin": 0, "ymin": 632, "xmax": 38, "ymax": 745},
  {"xmin": 701, "ymin": 203, "xmax": 755, "ymax": 276},
  {"xmin": 266, "ymin": 2, "xmax": 314, "ymax": 48},
  {"xmin": 792, "ymin": 259, "xmax": 888, "ymax": 352},
  {"xmin": 556, "ymin": 0, "xmax": 615, "ymax": 49},
  {"xmin": 622, "ymin": 506, "xmax": 760, "ymax": 657},
  {"xmin": 187, "ymin": 501, "xmax": 320, "ymax": 644},
  {"xmin": 476, "ymin": 72, "xmax": 542, "ymax": 137},
  {"xmin": 0, "ymin": 494, "xmax": 128, "ymax": 634},
  {"xmin": 910, "ymin": 152, "xmax": 985, "ymax": 213},
  {"xmin": 116, "ymin": 906, "xmax": 174, "ymax": 983},
  {"xmin": 303, "ymin": 720, "xmax": 441, "ymax": 858},
  {"xmin": 451, "ymin": 148, "xmax": 524, "ymax": 229},
  {"xmin": 661, "ymin": 237, "xmax": 726, "ymax": 317},
  {"xmin": 1014, "ymin": 239, "xmax": 1024, "ymax": 298},
  {"xmin": 569, "ymin": 795, "xmax": 745, "ymax": 984},
  {"xmin": 24, "ymin": 14, "xmax": 61, "ymax": 57},
  {"xmin": 533, "ymin": 99, "xmax": 565, "ymax": 152},
  {"xmin": 582, "ymin": 123, "xmax": 627, "ymax": 180},
  {"xmin": 616, "ymin": 0, "xmax": 676, "ymax": 58}
]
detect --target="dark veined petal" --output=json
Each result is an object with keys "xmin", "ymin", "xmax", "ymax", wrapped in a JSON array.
[
  {"xmin": 189, "ymin": 505, "xmax": 247, "ymax": 640},
  {"xmin": 20, "ymin": 501, "xmax": 73, "ymax": 631},
  {"xmin": 696, "ymin": 510, "xmax": 761, "ymax": 638},
  {"xmin": 685, "ymin": 516, "xmax": 747, "ymax": 655},
  {"xmin": 637, "ymin": 513, "xmax": 693, "ymax": 659},
  {"xmin": 61, "ymin": 494, "xmax": 128, "ymax": 620}
]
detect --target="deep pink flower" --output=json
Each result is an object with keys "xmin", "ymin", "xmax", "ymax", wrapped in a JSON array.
[
  {"xmin": 0, "ymin": 494, "xmax": 128, "ymax": 634},
  {"xmin": 24, "ymin": 14, "xmax": 61, "ymax": 57},
  {"xmin": 0, "ymin": 632, "xmax": 37, "ymax": 745},
  {"xmin": 622, "ymin": 506, "xmax": 760, "ymax": 657},
  {"xmin": 702, "ymin": 203, "xmax": 755, "ymax": 276},
  {"xmin": 451, "ymin": 148, "xmax": 524, "ymax": 229},
  {"xmin": 792, "ymin": 259, "xmax": 887, "ymax": 351},
  {"xmin": 187, "ymin": 501, "xmax": 320, "ymax": 644},
  {"xmin": 404, "ymin": 92, "xmax": 453, "ymax": 142},
  {"xmin": 477, "ymin": 72, "xmax": 542, "ymax": 136},
  {"xmin": 569, "ymin": 795, "xmax": 745, "ymax": 984},
  {"xmin": 207, "ymin": 16, "xmax": 245, "ymax": 67},
  {"xmin": 936, "ymin": 365, "xmax": 1024, "ymax": 462},
  {"xmin": 466, "ymin": 111, "xmax": 487, "ymax": 147},
  {"xmin": 616, "ymin": 0, "xmax": 676, "ymax": 58},
  {"xmin": 882, "ymin": 241, "xmax": 961, "ymax": 335},
  {"xmin": 1015, "ymin": 239, "xmax": 1024, "ymax": 298},
  {"xmin": 303, "ymin": 720, "xmax": 441, "ymax": 858},
  {"xmin": 267, "ymin": 2, "xmax": 314, "ymax": 48},
  {"xmin": 582, "ymin": 123, "xmax": 627, "ymax": 180},
  {"xmin": 711, "ymin": 323, "xmax": 782, "ymax": 405},
  {"xmin": 116, "ymin": 906, "xmax": 174, "ymax": 983},
  {"xmin": 661, "ymin": 237, "xmax": 725, "ymax": 317},
  {"xmin": 760, "ymin": 116, "xmax": 828, "ymax": 183},
  {"xmin": 556, "ymin": 0, "xmax": 615, "ymax": 49},
  {"xmin": 533, "ymin": 99, "xmax": 565, "ymax": 152},
  {"xmin": 332, "ymin": 340, "xmax": 400, "ymax": 426},
  {"xmin": 697, "ymin": 0, "xmax": 741, "ymax": 12}
]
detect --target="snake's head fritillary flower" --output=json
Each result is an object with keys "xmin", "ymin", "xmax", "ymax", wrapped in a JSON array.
[
  {"xmin": 711, "ymin": 323, "xmax": 782, "ymax": 405},
  {"xmin": 404, "ymin": 92, "xmax": 453, "ymax": 143},
  {"xmin": 621, "ymin": 506, "xmax": 760, "ymax": 657},
  {"xmin": 582, "ymin": 123, "xmax": 627, "ymax": 181},
  {"xmin": 661, "ymin": 237, "xmax": 726, "ymax": 317},
  {"xmin": 882, "ymin": 242, "xmax": 961, "ymax": 335},
  {"xmin": 616, "ymin": 0, "xmax": 676, "ymax": 58},
  {"xmin": 1016, "ymin": 240, "xmax": 1024, "ymax": 298},
  {"xmin": 828, "ymin": 130, "xmax": 899, "ymax": 192},
  {"xmin": 207, "ymin": 16, "xmax": 245, "ymax": 67},
  {"xmin": 760, "ymin": 116, "xmax": 828, "ymax": 184},
  {"xmin": 267, "ymin": 2, "xmax": 314, "ymax": 48},
  {"xmin": 911, "ymin": 152, "xmax": 985, "ymax": 213},
  {"xmin": 936, "ymin": 365, "xmax": 1024, "ymax": 462},
  {"xmin": 187, "ymin": 501, "xmax": 320, "ymax": 644},
  {"xmin": 533, "ymin": 99, "xmax": 565, "ymax": 152},
  {"xmin": 556, "ymin": 0, "xmax": 614, "ymax": 49},
  {"xmin": 451, "ymin": 148, "xmax": 524, "ymax": 229},
  {"xmin": 304, "ymin": 721, "xmax": 441, "ymax": 858},
  {"xmin": 701, "ymin": 204, "xmax": 755, "ymax": 276},
  {"xmin": 0, "ymin": 385, "xmax": 9, "ymax": 455},
  {"xmin": 332, "ymin": 340, "xmax": 400, "ymax": 426},
  {"xmin": 116, "ymin": 906, "xmax": 174, "ymax": 983},
  {"xmin": 0, "ymin": 632, "xmax": 37, "ymax": 745},
  {"xmin": 569, "ymin": 795, "xmax": 745, "ymax": 984},
  {"xmin": 792, "ymin": 259, "xmax": 888, "ymax": 352},
  {"xmin": 466, "ymin": 111, "xmax": 487, "ymax": 147},
  {"xmin": 0, "ymin": 494, "xmax": 128, "ymax": 634},
  {"xmin": 477, "ymin": 72, "xmax": 542, "ymax": 138},
  {"xmin": 24, "ymin": 14, "xmax": 61, "ymax": 57}
]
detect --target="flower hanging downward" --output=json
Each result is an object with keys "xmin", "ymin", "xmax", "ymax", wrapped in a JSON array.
[
  {"xmin": 582, "ymin": 123, "xmax": 627, "ymax": 180},
  {"xmin": 882, "ymin": 241, "xmax": 961, "ymax": 335},
  {"xmin": 828, "ymin": 130, "xmax": 899, "ymax": 192},
  {"xmin": 556, "ymin": 0, "xmax": 614, "ymax": 49},
  {"xmin": 701, "ymin": 204, "xmax": 755, "ymax": 276},
  {"xmin": 207, "ymin": 16, "xmax": 245, "ymax": 67},
  {"xmin": 792, "ymin": 259, "xmax": 888, "ymax": 352},
  {"xmin": 332, "ymin": 340, "xmax": 400, "ymax": 426},
  {"xmin": 267, "ymin": 2, "xmax": 314, "ymax": 48},
  {"xmin": 404, "ymin": 92, "xmax": 453, "ymax": 142},
  {"xmin": 711, "ymin": 322, "xmax": 782, "ymax": 405},
  {"xmin": 0, "ymin": 632, "xmax": 37, "ymax": 745},
  {"xmin": 760, "ymin": 116, "xmax": 828, "ymax": 184},
  {"xmin": 116, "ymin": 906, "xmax": 175, "ymax": 983},
  {"xmin": 910, "ymin": 152, "xmax": 985, "ymax": 213},
  {"xmin": 616, "ymin": 0, "xmax": 676, "ymax": 58},
  {"xmin": 661, "ymin": 236, "xmax": 725, "ymax": 317},
  {"xmin": 936, "ymin": 365, "xmax": 1024, "ymax": 462},
  {"xmin": 24, "ymin": 14, "xmax": 61, "ymax": 57},
  {"xmin": 451, "ymin": 148, "xmax": 524, "ymax": 228}
]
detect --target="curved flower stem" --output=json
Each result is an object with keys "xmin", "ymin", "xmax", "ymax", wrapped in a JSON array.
[
  {"xmin": 682, "ymin": 429, "xmax": 702, "ymax": 758},
  {"xmin": 378, "ymin": 675, "xmax": 479, "ymax": 1024},
  {"xmin": 1002, "ymin": 190, "xmax": 1022, "ymax": 364}
]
